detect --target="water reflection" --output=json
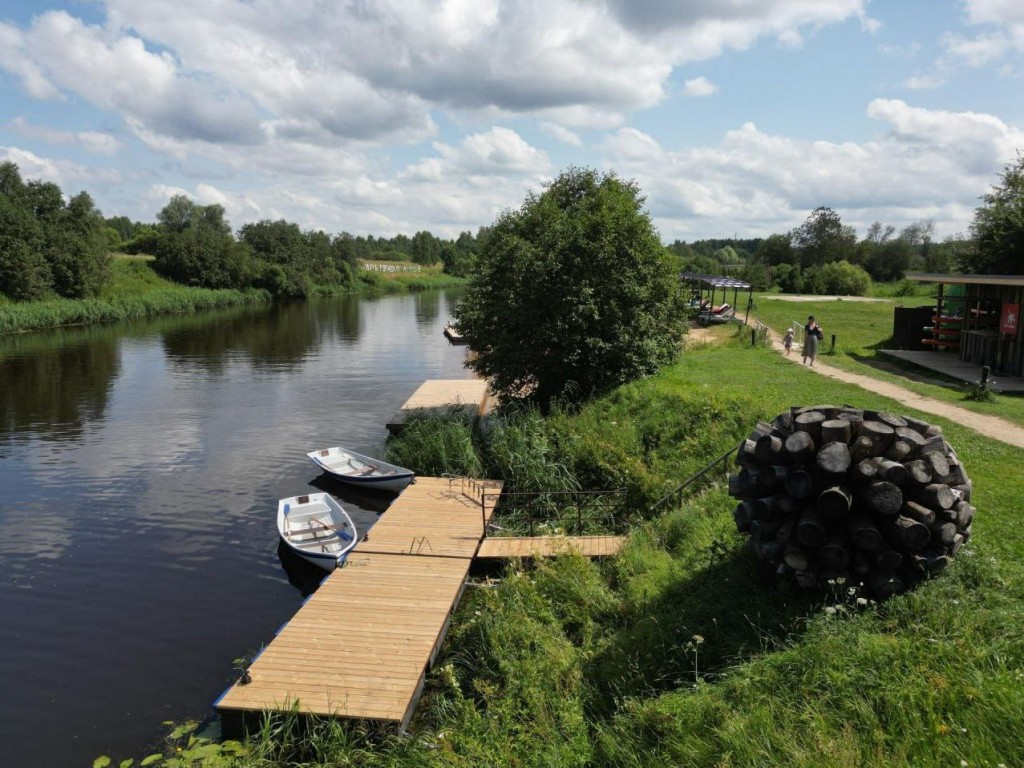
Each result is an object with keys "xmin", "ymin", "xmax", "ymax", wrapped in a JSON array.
[
  {"xmin": 414, "ymin": 289, "xmax": 442, "ymax": 331},
  {"xmin": 0, "ymin": 333, "xmax": 119, "ymax": 446},
  {"xmin": 0, "ymin": 288, "xmax": 469, "ymax": 768}
]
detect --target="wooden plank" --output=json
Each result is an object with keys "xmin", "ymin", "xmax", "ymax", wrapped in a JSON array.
[
  {"xmin": 216, "ymin": 480, "xmax": 503, "ymax": 726},
  {"xmin": 475, "ymin": 535, "xmax": 626, "ymax": 560}
]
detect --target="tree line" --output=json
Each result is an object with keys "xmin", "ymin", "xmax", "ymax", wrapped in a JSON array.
[
  {"xmin": 4, "ymin": 154, "xmax": 1021, "ymax": 304},
  {"xmin": 0, "ymin": 162, "xmax": 487, "ymax": 302},
  {"xmin": 668, "ymin": 209, "xmax": 973, "ymax": 296},
  {"xmin": 665, "ymin": 154, "xmax": 1024, "ymax": 294}
]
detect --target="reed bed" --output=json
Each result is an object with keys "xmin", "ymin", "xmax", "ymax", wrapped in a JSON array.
[{"xmin": 0, "ymin": 288, "xmax": 270, "ymax": 334}]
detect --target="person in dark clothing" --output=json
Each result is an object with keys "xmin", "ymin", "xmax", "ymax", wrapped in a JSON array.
[{"xmin": 803, "ymin": 315, "xmax": 822, "ymax": 366}]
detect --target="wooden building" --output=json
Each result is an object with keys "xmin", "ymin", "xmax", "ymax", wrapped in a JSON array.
[{"xmin": 906, "ymin": 273, "xmax": 1024, "ymax": 376}]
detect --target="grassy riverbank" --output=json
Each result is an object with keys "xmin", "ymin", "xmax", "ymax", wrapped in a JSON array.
[
  {"xmin": 127, "ymin": 338, "xmax": 1022, "ymax": 767},
  {"xmin": 0, "ymin": 258, "xmax": 270, "ymax": 334},
  {"xmin": 0, "ymin": 258, "xmax": 465, "ymax": 335}
]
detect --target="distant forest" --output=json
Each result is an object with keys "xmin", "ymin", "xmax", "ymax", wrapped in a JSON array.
[{"xmin": 1, "ymin": 160, "xmax": 989, "ymax": 303}]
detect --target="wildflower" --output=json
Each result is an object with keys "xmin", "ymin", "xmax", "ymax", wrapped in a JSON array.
[{"xmin": 692, "ymin": 634, "xmax": 705, "ymax": 645}]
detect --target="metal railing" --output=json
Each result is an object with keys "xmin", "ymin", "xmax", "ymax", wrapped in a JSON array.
[
  {"xmin": 648, "ymin": 442, "xmax": 740, "ymax": 514},
  {"xmin": 478, "ymin": 487, "xmax": 629, "ymax": 538}
]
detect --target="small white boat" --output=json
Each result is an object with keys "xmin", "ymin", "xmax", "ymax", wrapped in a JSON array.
[
  {"xmin": 444, "ymin": 322, "xmax": 468, "ymax": 344},
  {"xmin": 277, "ymin": 493, "xmax": 357, "ymax": 571},
  {"xmin": 306, "ymin": 446, "xmax": 415, "ymax": 493}
]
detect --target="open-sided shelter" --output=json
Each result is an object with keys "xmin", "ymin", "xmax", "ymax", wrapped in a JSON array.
[
  {"xmin": 905, "ymin": 272, "xmax": 1024, "ymax": 377},
  {"xmin": 679, "ymin": 272, "xmax": 753, "ymax": 325}
]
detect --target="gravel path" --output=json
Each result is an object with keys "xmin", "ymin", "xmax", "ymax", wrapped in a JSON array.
[{"xmin": 772, "ymin": 335, "xmax": 1024, "ymax": 449}]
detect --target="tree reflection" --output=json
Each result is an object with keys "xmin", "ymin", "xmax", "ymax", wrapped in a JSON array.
[{"xmin": 0, "ymin": 329, "xmax": 119, "ymax": 443}]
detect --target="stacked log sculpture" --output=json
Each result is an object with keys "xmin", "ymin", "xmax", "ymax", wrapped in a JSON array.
[{"xmin": 729, "ymin": 406, "xmax": 974, "ymax": 598}]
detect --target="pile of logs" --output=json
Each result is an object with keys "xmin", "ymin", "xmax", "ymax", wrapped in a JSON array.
[{"xmin": 728, "ymin": 406, "xmax": 974, "ymax": 598}]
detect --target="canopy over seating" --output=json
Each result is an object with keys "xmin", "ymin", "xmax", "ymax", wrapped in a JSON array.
[{"xmin": 679, "ymin": 272, "xmax": 753, "ymax": 325}]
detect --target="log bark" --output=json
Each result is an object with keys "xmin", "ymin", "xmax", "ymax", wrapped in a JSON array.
[
  {"xmin": 859, "ymin": 420, "xmax": 895, "ymax": 455},
  {"xmin": 848, "ymin": 457, "xmax": 880, "ymax": 482},
  {"xmin": 816, "ymin": 441, "xmax": 852, "ymax": 475},
  {"xmin": 860, "ymin": 481, "xmax": 903, "ymax": 516},
  {"xmin": 902, "ymin": 500, "xmax": 935, "ymax": 526},
  {"xmin": 847, "ymin": 515, "xmax": 882, "ymax": 550},
  {"xmin": 784, "ymin": 430, "xmax": 816, "ymax": 463},
  {"xmin": 784, "ymin": 469, "xmax": 815, "ymax": 499},
  {"xmin": 904, "ymin": 459, "xmax": 932, "ymax": 486},
  {"xmin": 783, "ymin": 540, "xmax": 810, "ymax": 571},
  {"xmin": 821, "ymin": 419, "xmax": 852, "ymax": 445},
  {"xmin": 796, "ymin": 508, "xmax": 828, "ymax": 548},
  {"xmin": 919, "ymin": 483, "xmax": 955, "ymax": 510},
  {"xmin": 755, "ymin": 434, "xmax": 786, "ymax": 464},
  {"xmin": 872, "ymin": 544, "xmax": 903, "ymax": 572},
  {"xmin": 869, "ymin": 572, "xmax": 904, "ymax": 598},
  {"xmin": 885, "ymin": 440, "xmax": 912, "ymax": 463},
  {"xmin": 817, "ymin": 485, "xmax": 853, "ymax": 519},
  {"xmin": 794, "ymin": 411, "xmax": 826, "ymax": 445},
  {"xmin": 879, "ymin": 460, "xmax": 909, "ymax": 487},
  {"xmin": 889, "ymin": 514, "xmax": 931, "ymax": 551},
  {"xmin": 728, "ymin": 407, "xmax": 972, "ymax": 599},
  {"xmin": 817, "ymin": 531, "xmax": 851, "ymax": 572}
]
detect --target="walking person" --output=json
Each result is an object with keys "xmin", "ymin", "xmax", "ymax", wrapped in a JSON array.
[
  {"xmin": 803, "ymin": 315, "xmax": 822, "ymax": 366},
  {"xmin": 783, "ymin": 327, "xmax": 794, "ymax": 356}
]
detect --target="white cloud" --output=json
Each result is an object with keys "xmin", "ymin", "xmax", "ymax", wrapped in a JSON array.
[
  {"xmin": 540, "ymin": 122, "xmax": 582, "ymax": 147},
  {"xmin": 0, "ymin": 0, "xmax": 870, "ymax": 150},
  {"xmin": 598, "ymin": 100, "xmax": 1024, "ymax": 240},
  {"xmin": 0, "ymin": 145, "xmax": 123, "ymax": 189},
  {"xmin": 683, "ymin": 77, "xmax": 719, "ymax": 97},
  {"xmin": 904, "ymin": 74, "xmax": 945, "ymax": 90},
  {"xmin": 8, "ymin": 117, "xmax": 121, "ymax": 155},
  {"xmin": 940, "ymin": 31, "xmax": 1011, "ymax": 67}
]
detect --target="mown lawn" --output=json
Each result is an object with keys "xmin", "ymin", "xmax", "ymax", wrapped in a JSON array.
[{"xmin": 752, "ymin": 293, "xmax": 1024, "ymax": 428}]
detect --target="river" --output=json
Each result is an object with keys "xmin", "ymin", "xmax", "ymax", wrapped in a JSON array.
[{"xmin": 0, "ymin": 290, "xmax": 471, "ymax": 768}]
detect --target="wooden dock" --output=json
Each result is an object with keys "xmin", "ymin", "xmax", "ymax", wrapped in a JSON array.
[
  {"xmin": 216, "ymin": 477, "xmax": 500, "ymax": 733},
  {"xmin": 476, "ymin": 535, "xmax": 625, "ymax": 560},
  {"xmin": 215, "ymin": 477, "xmax": 624, "ymax": 734},
  {"xmin": 386, "ymin": 379, "xmax": 493, "ymax": 434}
]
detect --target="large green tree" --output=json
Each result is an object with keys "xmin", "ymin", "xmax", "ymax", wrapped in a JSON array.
[
  {"xmin": 0, "ymin": 162, "xmax": 110, "ymax": 300},
  {"xmin": 455, "ymin": 167, "xmax": 686, "ymax": 406},
  {"xmin": 964, "ymin": 154, "xmax": 1024, "ymax": 274},
  {"xmin": 153, "ymin": 195, "xmax": 252, "ymax": 288},
  {"xmin": 790, "ymin": 206, "xmax": 857, "ymax": 267}
]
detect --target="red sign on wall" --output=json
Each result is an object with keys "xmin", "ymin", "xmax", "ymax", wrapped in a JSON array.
[{"xmin": 1001, "ymin": 303, "xmax": 1020, "ymax": 336}]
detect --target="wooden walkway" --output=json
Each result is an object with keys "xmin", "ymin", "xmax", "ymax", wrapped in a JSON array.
[
  {"xmin": 476, "ymin": 535, "xmax": 625, "ymax": 560},
  {"xmin": 215, "ymin": 477, "xmax": 625, "ymax": 734},
  {"xmin": 215, "ymin": 477, "xmax": 500, "ymax": 732},
  {"xmin": 386, "ymin": 379, "xmax": 494, "ymax": 433}
]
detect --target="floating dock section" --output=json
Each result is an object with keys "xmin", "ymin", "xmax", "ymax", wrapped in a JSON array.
[
  {"xmin": 216, "ymin": 477, "xmax": 501, "ymax": 734},
  {"xmin": 215, "ymin": 477, "xmax": 625, "ymax": 735},
  {"xmin": 386, "ymin": 379, "xmax": 493, "ymax": 434}
]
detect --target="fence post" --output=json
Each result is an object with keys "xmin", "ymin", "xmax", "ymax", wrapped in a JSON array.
[{"xmin": 831, "ymin": 334, "xmax": 836, "ymax": 352}]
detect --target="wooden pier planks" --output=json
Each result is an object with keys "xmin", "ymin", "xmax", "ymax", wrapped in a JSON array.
[
  {"xmin": 215, "ymin": 477, "xmax": 502, "ymax": 730},
  {"xmin": 386, "ymin": 379, "xmax": 495, "ymax": 433},
  {"xmin": 475, "ymin": 535, "xmax": 626, "ymax": 560}
]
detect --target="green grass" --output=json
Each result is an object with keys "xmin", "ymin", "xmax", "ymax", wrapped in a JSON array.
[
  {"xmin": 116, "ymin": 339, "xmax": 1024, "ymax": 768},
  {"xmin": 752, "ymin": 293, "xmax": 1024, "ymax": 427}
]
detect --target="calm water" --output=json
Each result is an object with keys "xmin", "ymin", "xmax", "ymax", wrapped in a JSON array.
[{"xmin": 0, "ymin": 290, "xmax": 471, "ymax": 768}]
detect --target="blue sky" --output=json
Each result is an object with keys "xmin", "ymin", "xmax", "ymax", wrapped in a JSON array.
[{"xmin": 1, "ymin": 0, "xmax": 1022, "ymax": 242}]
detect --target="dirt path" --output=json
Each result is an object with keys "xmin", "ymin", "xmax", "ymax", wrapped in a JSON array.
[{"xmin": 767, "ymin": 333, "xmax": 1024, "ymax": 449}]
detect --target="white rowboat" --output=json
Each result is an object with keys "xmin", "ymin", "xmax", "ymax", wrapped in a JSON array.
[
  {"xmin": 306, "ymin": 446, "xmax": 415, "ymax": 493},
  {"xmin": 277, "ymin": 493, "xmax": 357, "ymax": 571}
]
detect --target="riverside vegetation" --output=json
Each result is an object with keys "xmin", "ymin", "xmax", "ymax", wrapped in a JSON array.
[
  {"xmin": 110, "ymin": 337, "xmax": 1023, "ymax": 767},
  {"xmin": 0, "ymin": 257, "xmax": 464, "ymax": 335}
]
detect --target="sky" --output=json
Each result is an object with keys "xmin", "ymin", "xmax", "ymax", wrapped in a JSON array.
[{"xmin": 1, "ymin": 0, "xmax": 1022, "ymax": 244}]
